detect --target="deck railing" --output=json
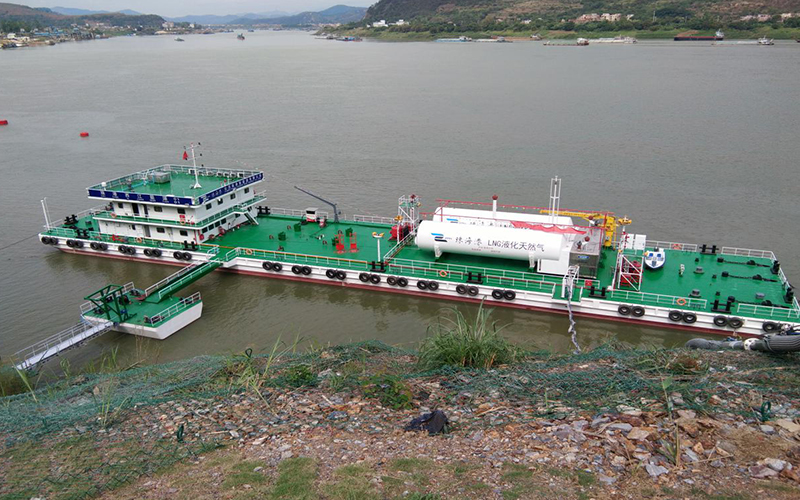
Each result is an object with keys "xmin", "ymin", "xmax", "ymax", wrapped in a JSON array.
[
  {"xmin": 92, "ymin": 195, "xmax": 266, "ymax": 229},
  {"xmin": 235, "ymin": 247, "xmax": 372, "ymax": 271},
  {"xmin": 604, "ymin": 289, "xmax": 707, "ymax": 310},
  {"xmin": 644, "ymin": 241, "xmax": 699, "ymax": 253},
  {"xmin": 720, "ymin": 246, "xmax": 776, "ymax": 260},
  {"xmin": 13, "ymin": 319, "xmax": 114, "ymax": 370},
  {"xmin": 736, "ymin": 302, "xmax": 800, "ymax": 322},
  {"xmin": 49, "ymin": 204, "xmax": 109, "ymax": 229},
  {"xmin": 146, "ymin": 292, "xmax": 202, "ymax": 326},
  {"xmin": 353, "ymin": 214, "xmax": 396, "ymax": 225}
]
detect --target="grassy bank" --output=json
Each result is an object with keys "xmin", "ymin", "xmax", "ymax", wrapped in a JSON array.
[{"xmin": 2, "ymin": 333, "xmax": 800, "ymax": 499}]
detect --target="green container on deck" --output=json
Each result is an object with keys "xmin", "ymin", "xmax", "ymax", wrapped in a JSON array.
[
  {"xmin": 278, "ymin": 232, "xmax": 286, "ymax": 241},
  {"xmin": 293, "ymin": 223, "xmax": 302, "ymax": 232}
]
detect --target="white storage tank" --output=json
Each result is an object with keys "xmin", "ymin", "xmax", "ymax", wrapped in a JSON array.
[{"xmin": 416, "ymin": 220, "xmax": 565, "ymax": 263}]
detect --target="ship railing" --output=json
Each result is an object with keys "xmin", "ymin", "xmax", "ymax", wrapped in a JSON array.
[
  {"xmin": 43, "ymin": 226, "xmax": 221, "ymax": 254},
  {"xmin": 13, "ymin": 319, "xmax": 114, "ymax": 370},
  {"xmin": 735, "ymin": 302, "xmax": 800, "ymax": 322},
  {"xmin": 353, "ymin": 214, "xmax": 396, "ymax": 225},
  {"xmin": 49, "ymin": 203, "xmax": 109, "ymax": 228},
  {"xmin": 720, "ymin": 246, "xmax": 776, "ymax": 261},
  {"xmin": 79, "ymin": 282, "xmax": 136, "ymax": 315},
  {"xmin": 92, "ymin": 195, "xmax": 266, "ymax": 229},
  {"xmin": 604, "ymin": 289, "xmax": 707, "ymax": 310},
  {"xmin": 143, "ymin": 263, "xmax": 206, "ymax": 298},
  {"xmin": 234, "ymin": 247, "xmax": 371, "ymax": 271},
  {"xmin": 383, "ymin": 232, "xmax": 415, "ymax": 261},
  {"xmin": 645, "ymin": 241, "xmax": 698, "ymax": 253},
  {"xmin": 269, "ymin": 207, "xmax": 331, "ymax": 219},
  {"xmin": 385, "ymin": 257, "xmax": 572, "ymax": 291},
  {"xmin": 144, "ymin": 292, "xmax": 202, "ymax": 326}
]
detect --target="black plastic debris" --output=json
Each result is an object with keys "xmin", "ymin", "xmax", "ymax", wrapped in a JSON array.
[{"xmin": 404, "ymin": 410, "xmax": 449, "ymax": 435}]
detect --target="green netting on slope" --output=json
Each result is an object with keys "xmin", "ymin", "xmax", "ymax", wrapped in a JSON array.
[{"xmin": 1, "ymin": 341, "xmax": 799, "ymax": 500}]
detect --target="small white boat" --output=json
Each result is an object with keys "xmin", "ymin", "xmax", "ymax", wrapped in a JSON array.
[
  {"xmin": 576, "ymin": 38, "xmax": 589, "ymax": 46},
  {"xmin": 591, "ymin": 35, "xmax": 637, "ymax": 44},
  {"xmin": 758, "ymin": 37, "xmax": 774, "ymax": 46},
  {"xmin": 436, "ymin": 36, "xmax": 473, "ymax": 43},
  {"xmin": 174, "ymin": 37, "xmax": 184, "ymax": 42},
  {"xmin": 644, "ymin": 249, "xmax": 667, "ymax": 270}
]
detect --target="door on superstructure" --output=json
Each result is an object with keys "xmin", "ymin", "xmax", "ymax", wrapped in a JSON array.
[
  {"xmin": 144, "ymin": 226, "xmax": 151, "ymax": 238},
  {"xmin": 132, "ymin": 203, "xmax": 140, "ymax": 216},
  {"xmin": 143, "ymin": 204, "xmax": 149, "ymax": 216}
]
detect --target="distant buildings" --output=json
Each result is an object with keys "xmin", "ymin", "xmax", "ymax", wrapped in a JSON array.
[
  {"xmin": 371, "ymin": 19, "xmax": 407, "ymax": 28},
  {"xmin": 573, "ymin": 13, "xmax": 633, "ymax": 24}
]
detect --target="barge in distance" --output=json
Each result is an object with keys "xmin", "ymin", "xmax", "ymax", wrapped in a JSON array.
[{"xmin": 37, "ymin": 161, "xmax": 799, "ymax": 342}]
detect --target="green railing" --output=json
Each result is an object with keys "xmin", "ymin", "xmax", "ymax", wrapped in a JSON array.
[
  {"xmin": 736, "ymin": 302, "xmax": 800, "ymax": 322},
  {"xmin": 604, "ymin": 289, "xmax": 707, "ymax": 311},
  {"xmin": 92, "ymin": 195, "xmax": 266, "ymax": 229},
  {"xmin": 44, "ymin": 226, "xmax": 222, "ymax": 253},
  {"xmin": 235, "ymin": 247, "xmax": 372, "ymax": 272},
  {"xmin": 146, "ymin": 292, "xmax": 202, "ymax": 326}
]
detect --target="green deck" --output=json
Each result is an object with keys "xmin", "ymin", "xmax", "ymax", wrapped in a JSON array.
[
  {"xmin": 89, "ymin": 172, "xmax": 240, "ymax": 199},
  {"xmin": 49, "ymin": 213, "xmax": 797, "ymax": 321},
  {"xmin": 82, "ymin": 290, "xmax": 199, "ymax": 327}
]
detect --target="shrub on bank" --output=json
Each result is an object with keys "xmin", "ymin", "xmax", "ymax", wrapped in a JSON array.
[{"xmin": 419, "ymin": 303, "xmax": 519, "ymax": 370}]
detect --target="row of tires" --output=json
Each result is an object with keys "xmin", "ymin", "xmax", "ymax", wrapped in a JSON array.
[
  {"xmin": 41, "ymin": 237, "xmax": 60, "ymax": 245},
  {"xmin": 49, "ymin": 238, "xmax": 196, "ymax": 262},
  {"xmin": 618, "ymin": 305, "xmax": 647, "ymax": 317}
]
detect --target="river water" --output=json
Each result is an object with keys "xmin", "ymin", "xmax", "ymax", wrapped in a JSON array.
[{"xmin": 1, "ymin": 31, "xmax": 798, "ymax": 366}]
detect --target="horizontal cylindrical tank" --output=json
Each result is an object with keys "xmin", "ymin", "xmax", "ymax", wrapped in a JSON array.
[
  {"xmin": 416, "ymin": 220, "xmax": 564, "ymax": 262},
  {"xmin": 433, "ymin": 207, "xmax": 573, "ymax": 227}
]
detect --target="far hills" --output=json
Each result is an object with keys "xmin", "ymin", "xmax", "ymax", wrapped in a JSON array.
[
  {"xmin": 0, "ymin": 3, "xmax": 164, "ymax": 29},
  {"xmin": 233, "ymin": 5, "xmax": 368, "ymax": 26},
  {"xmin": 363, "ymin": 0, "xmax": 800, "ymax": 23}
]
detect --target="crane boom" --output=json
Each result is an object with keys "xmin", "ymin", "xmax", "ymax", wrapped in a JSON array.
[
  {"xmin": 539, "ymin": 209, "xmax": 631, "ymax": 248},
  {"xmin": 294, "ymin": 186, "xmax": 340, "ymax": 223}
]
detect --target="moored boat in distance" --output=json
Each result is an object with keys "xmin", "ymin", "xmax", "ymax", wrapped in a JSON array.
[
  {"xmin": 590, "ymin": 35, "xmax": 637, "ymax": 44},
  {"xmin": 174, "ymin": 36, "xmax": 185, "ymax": 42},
  {"xmin": 337, "ymin": 36, "xmax": 362, "ymax": 42},
  {"xmin": 436, "ymin": 36, "xmax": 473, "ymax": 43},
  {"xmin": 758, "ymin": 37, "xmax": 775, "ymax": 45},
  {"xmin": 675, "ymin": 30, "xmax": 724, "ymax": 41},
  {"xmin": 36, "ymin": 163, "xmax": 800, "ymax": 343},
  {"xmin": 237, "ymin": 33, "xmax": 245, "ymax": 40}
]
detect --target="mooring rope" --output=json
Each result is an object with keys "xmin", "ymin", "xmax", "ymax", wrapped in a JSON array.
[{"xmin": 565, "ymin": 284, "xmax": 581, "ymax": 354}]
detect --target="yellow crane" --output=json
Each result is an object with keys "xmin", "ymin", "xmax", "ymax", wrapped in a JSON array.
[{"xmin": 539, "ymin": 210, "xmax": 632, "ymax": 247}]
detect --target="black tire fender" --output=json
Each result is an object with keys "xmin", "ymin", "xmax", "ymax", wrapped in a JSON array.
[
  {"xmin": 397, "ymin": 277, "xmax": 409, "ymax": 287},
  {"xmin": 359, "ymin": 272, "xmax": 370, "ymax": 282},
  {"xmin": 618, "ymin": 305, "xmax": 632, "ymax": 316},
  {"xmin": 492, "ymin": 289, "xmax": 504, "ymax": 300},
  {"xmin": 632, "ymin": 306, "xmax": 646, "ymax": 317},
  {"xmin": 326, "ymin": 269, "xmax": 337, "ymax": 279},
  {"xmin": 369, "ymin": 274, "xmax": 381, "ymax": 284},
  {"xmin": 682, "ymin": 312, "xmax": 697, "ymax": 324},
  {"xmin": 173, "ymin": 251, "xmax": 183, "ymax": 260},
  {"xmin": 467, "ymin": 286, "xmax": 479, "ymax": 296},
  {"xmin": 291, "ymin": 265, "xmax": 302, "ymax": 275},
  {"xmin": 272, "ymin": 262, "xmax": 282, "ymax": 272},
  {"xmin": 713, "ymin": 315, "xmax": 728, "ymax": 327},
  {"xmin": 728, "ymin": 317, "xmax": 744, "ymax": 329},
  {"xmin": 428, "ymin": 281, "xmax": 439, "ymax": 291},
  {"xmin": 417, "ymin": 280, "xmax": 428, "ymax": 290},
  {"xmin": 456, "ymin": 284, "xmax": 468, "ymax": 295},
  {"xmin": 763, "ymin": 321, "xmax": 780, "ymax": 333},
  {"xmin": 668, "ymin": 310, "xmax": 683, "ymax": 322},
  {"xmin": 263, "ymin": 261, "xmax": 274, "ymax": 271},
  {"xmin": 503, "ymin": 290, "xmax": 516, "ymax": 301},
  {"xmin": 336, "ymin": 270, "xmax": 347, "ymax": 280},
  {"xmin": 301, "ymin": 266, "xmax": 312, "ymax": 275},
  {"xmin": 387, "ymin": 276, "xmax": 398, "ymax": 286}
]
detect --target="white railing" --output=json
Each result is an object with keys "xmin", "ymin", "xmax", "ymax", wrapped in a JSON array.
[
  {"xmin": 383, "ymin": 232, "xmax": 415, "ymax": 261},
  {"xmin": 604, "ymin": 289, "xmax": 707, "ymax": 310},
  {"xmin": 146, "ymin": 292, "xmax": 202, "ymax": 325},
  {"xmin": 720, "ymin": 246, "xmax": 776, "ymax": 260},
  {"xmin": 145, "ymin": 264, "xmax": 201, "ymax": 297},
  {"xmin": 354, "ymin": 214, "xmax": 396, "ymax": 225},
  {"xmin": 14, "ymin": 319, "xmax": 114, "ymax": 370},
  {"xmin": 269, "ymin": 207, "xmax": 331, "ymax": 219},
  {"xmin": 645, "ymin": 240, "xmax": 699, "ymax": 253},
  {"xmin": 50, "ymin": 203, "xmax": 109, "ymax": 228},
  {"xmin": 736, "ymin": 302, "xmax": 800, "ymax": 321}
]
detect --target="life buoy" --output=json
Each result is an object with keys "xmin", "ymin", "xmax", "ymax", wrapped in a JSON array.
[
  {"xmin": 675, "ymin": 298, "xmax": 687, "ymax": 306},
  {"xmin": 136, "ymin": 237, "xmax": 143, "ymax": 243},
  {"xmin": 244, "ymin": 248, "xmax": 254, "ymax": 256},
  {"xmin": 439, "ymin": 270, "xmax": 448, "ymax": 278},
  {"xmin": 671, "ymin": 243, "xmax": 682, "ymax": 250}
]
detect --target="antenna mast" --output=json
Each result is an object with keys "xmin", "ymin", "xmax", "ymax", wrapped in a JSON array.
[
  {"xmin": 189, "ymin": 143, "xmax": 202, "ymax": 189},
  {"xmin": 548, "ymin": 176, "xmax": 562, "ymax": 224}
]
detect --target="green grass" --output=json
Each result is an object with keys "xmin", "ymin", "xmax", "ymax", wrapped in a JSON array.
[
  {"xmin": 222, "ymin": 460, "xmax": 269, "ymax": 489},
  {"xmin": 325, "ymin": 464, "xmax": 380, "ymax": 500},
  {"xmin": 419, "ymin": 302, "xmax": 519, "ymax": 369},
  {"xmin": 270, "ymin": 457, "xmax": 318, "ymax": 499}
]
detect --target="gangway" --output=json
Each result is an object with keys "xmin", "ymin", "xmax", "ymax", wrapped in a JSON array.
[
  {"xmin": 145, "ymin": 259, "xmax": 222, "ymax": 301},
  {"xmin": 14, "ymin": 319, "xmax": 115, "ymax": 370}
]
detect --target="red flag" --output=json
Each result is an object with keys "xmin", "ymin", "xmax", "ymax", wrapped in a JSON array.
[{"xmin": 183, "ymin": 151, "xmax": 188, "ymax": 161}]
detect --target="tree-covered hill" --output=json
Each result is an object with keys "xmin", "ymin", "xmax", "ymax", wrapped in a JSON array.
[{"xmin": 0, "ymin": 2, "xmax": 164, "ymax": 31}]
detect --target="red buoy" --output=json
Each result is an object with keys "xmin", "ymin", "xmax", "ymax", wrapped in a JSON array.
[
  {"xmin": 0, "ymin": 120, "xmax": 8, "ymax": 126},
  {"xmin": 80, "ymin": 132, "xmax": 89, "ymax": 137}
]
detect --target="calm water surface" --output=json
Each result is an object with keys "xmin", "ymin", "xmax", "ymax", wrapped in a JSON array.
[{"xmin": 1, "ymin": 32, "xmax": 799, "ymax": 366}]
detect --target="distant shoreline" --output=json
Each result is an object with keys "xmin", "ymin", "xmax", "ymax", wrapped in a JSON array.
[{"xmin": 325, "ymin": 27, "xmax": 800, "ymax": 42}]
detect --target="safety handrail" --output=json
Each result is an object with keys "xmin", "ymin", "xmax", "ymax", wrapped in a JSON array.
[
  {"xmin": 236, "ymin": 247, "xmax": 371, "ymax": 270},
  {"xmin": 645, "ymin": 241, "xmax": 699, "ymax": 253},
  {"xmin": 604, "ymin": 289, "xmax": 707, "ymax": 310},
  {"xmin": 736, "ymin": 302, "xmax": 800, "ymax": 321},
  {"xmin": 145, "ymin": 292, "xmax": 202, "ymax": 326},
  {"xmin": 13, "ymin": 319, "xmax": 114, "ymax": 370},
  {"xmin": 720, "ymin": 246, "xmax": 776, "ymax": 260}
]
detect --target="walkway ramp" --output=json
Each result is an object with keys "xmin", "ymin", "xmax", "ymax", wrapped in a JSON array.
[
  {"xmin": 146, "ymin": 259, "xmax": 223, "ymax": 302},
  {"xmin": 14, "ymin": 319, "xmax": 114, "ymax": 371}
]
